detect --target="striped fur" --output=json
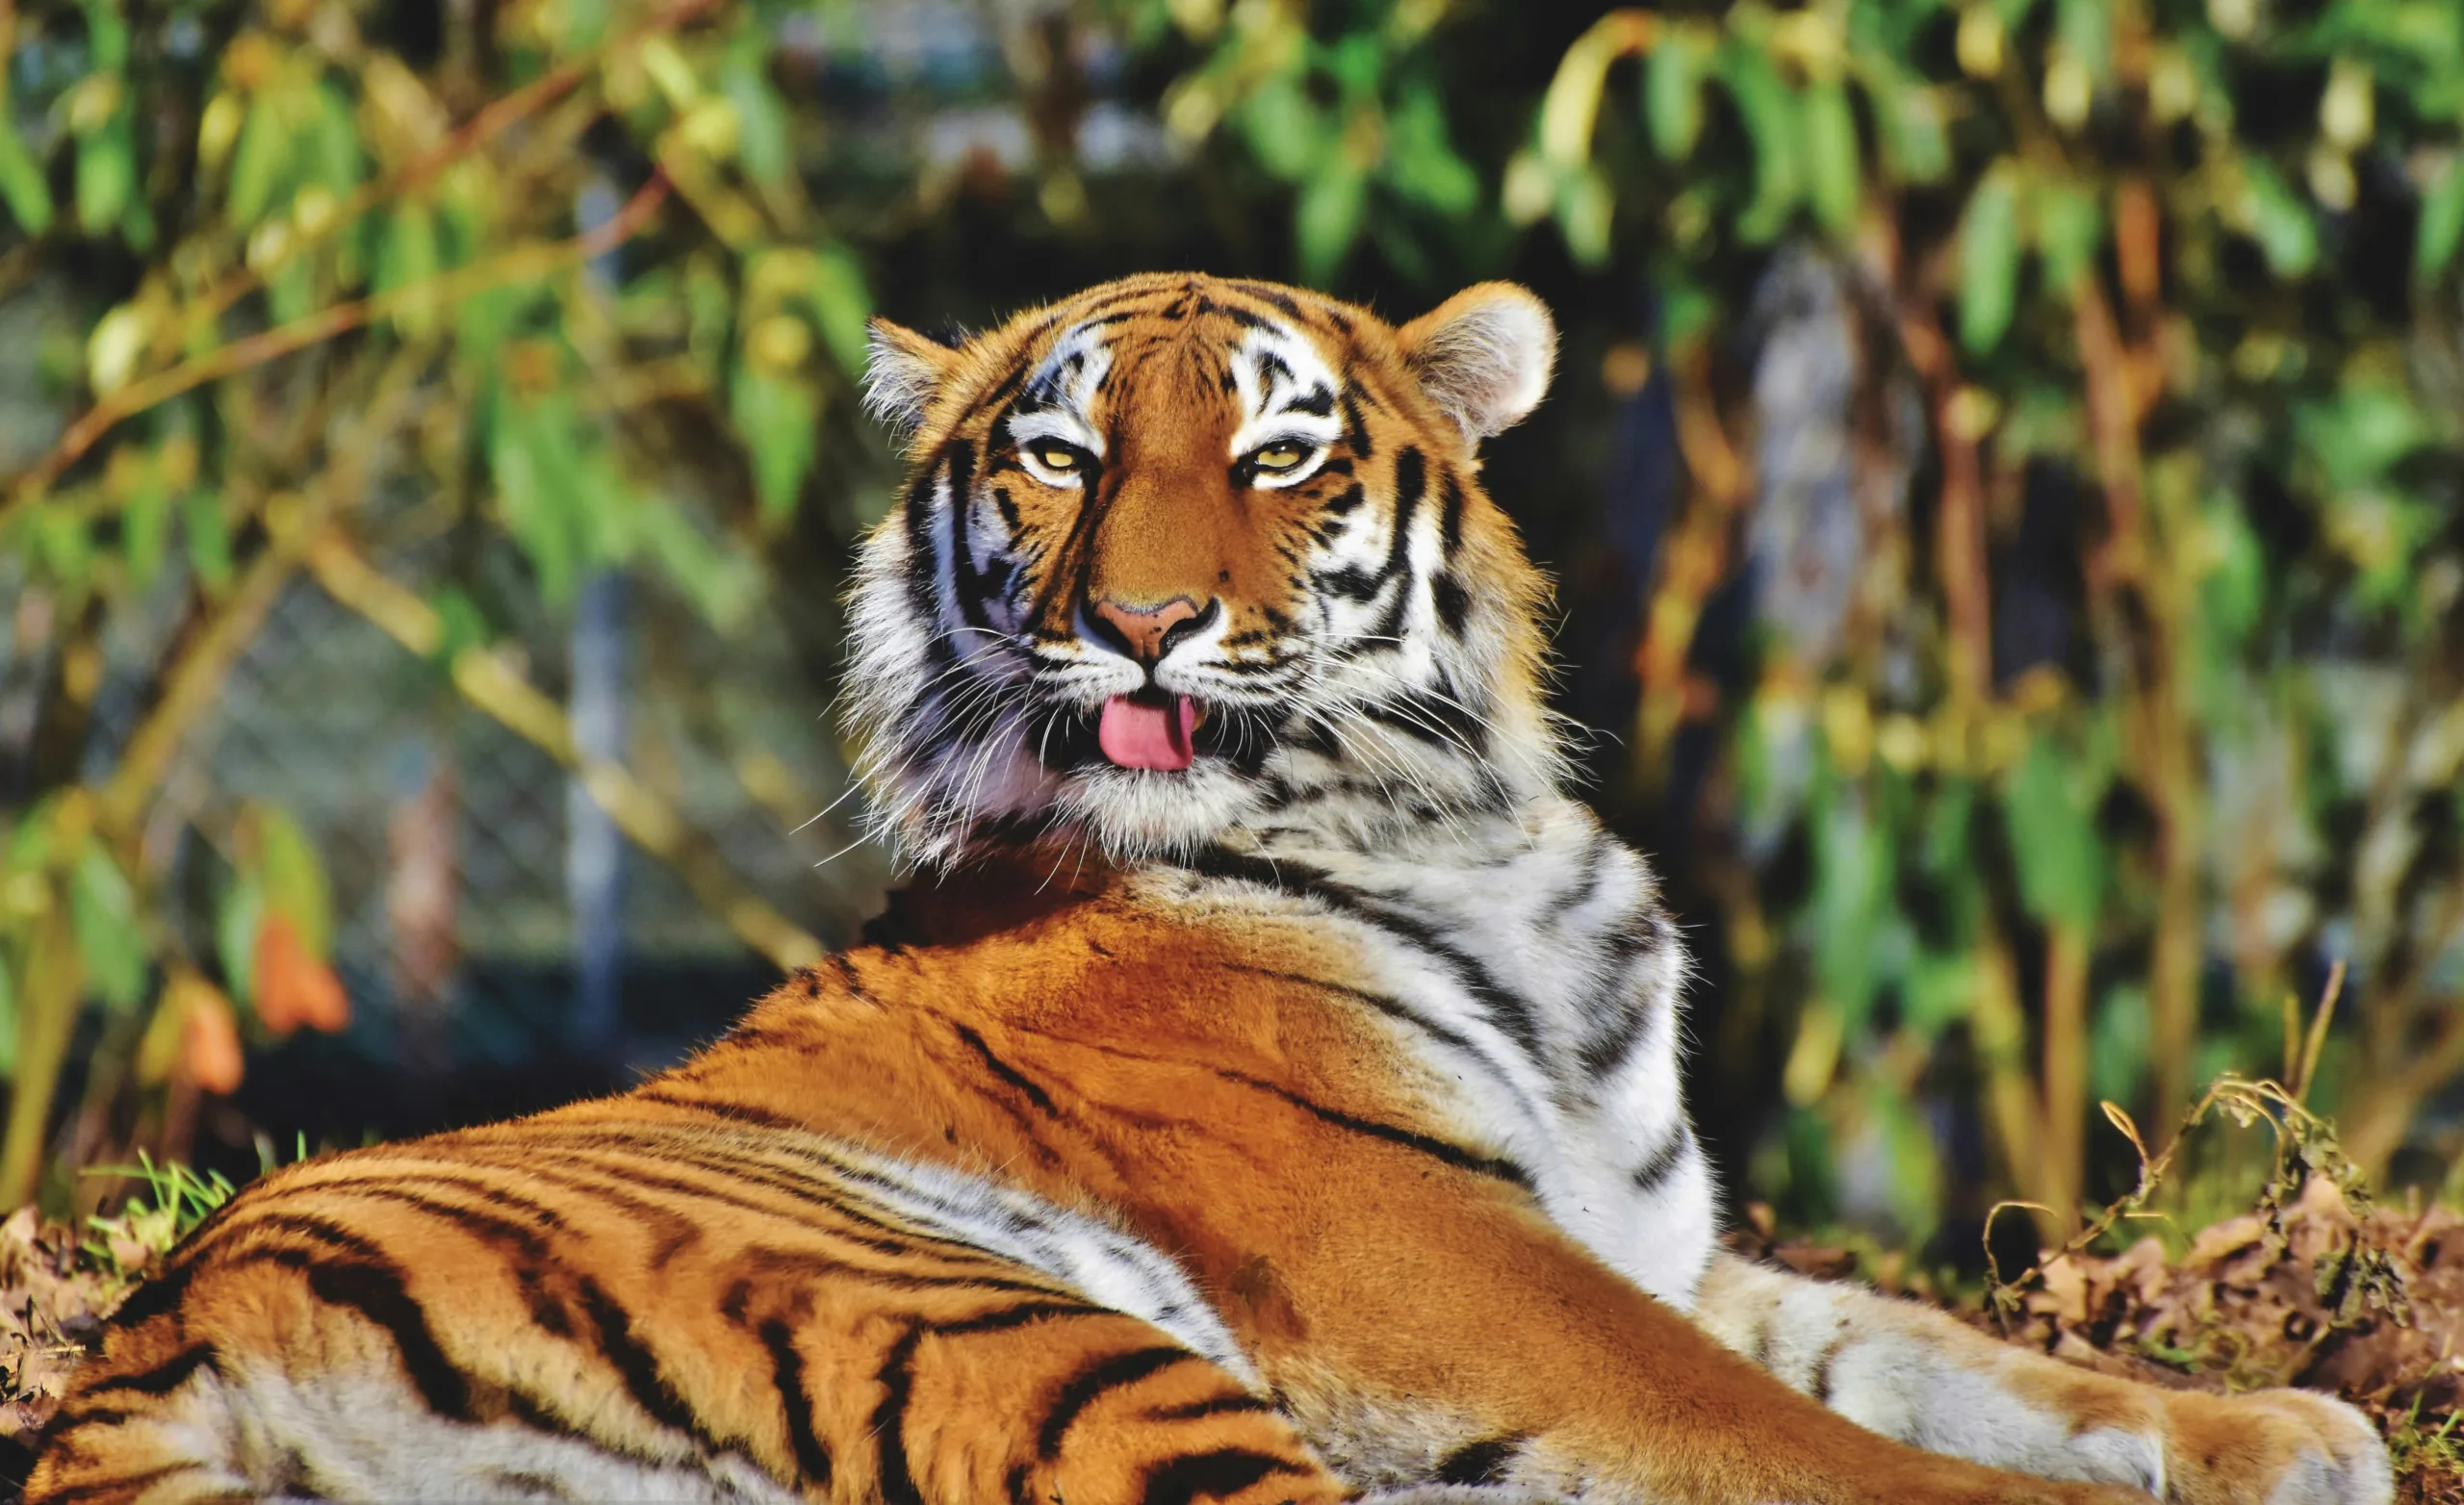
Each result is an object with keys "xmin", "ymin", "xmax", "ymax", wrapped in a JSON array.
[{"xmin": 30, "ymin": 276, "xmax": 2388, "ymax": 1505}]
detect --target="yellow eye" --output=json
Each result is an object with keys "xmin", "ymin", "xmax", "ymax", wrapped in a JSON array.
[
  {"xmin": 1250, "ymin": 442, "xmax": 1313, "ymax": 474},
  {"xmin": 1026, "ymin": 440, "xmax": 1085, "ymax": 477}
]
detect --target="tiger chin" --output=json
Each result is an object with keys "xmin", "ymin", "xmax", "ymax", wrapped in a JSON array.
[{"xmin": 31, "ymin": 274, "xmax": 2389, "ymax": 1505}]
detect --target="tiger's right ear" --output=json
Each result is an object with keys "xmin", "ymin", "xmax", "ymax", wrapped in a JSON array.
[{"xmin": 862, "ymin": 319, "xmax": 964, "ymax": 432}]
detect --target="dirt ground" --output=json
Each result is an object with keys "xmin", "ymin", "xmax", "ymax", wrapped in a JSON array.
[{"xmin": 1, "ymin": 1179, "xmax": 2458, "ymax": 1498}]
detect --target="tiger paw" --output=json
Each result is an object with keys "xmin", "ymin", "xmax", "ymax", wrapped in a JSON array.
[{"xmin": 2156, "ymin": 1388, "xmax": 2392, "ymax": 1505}]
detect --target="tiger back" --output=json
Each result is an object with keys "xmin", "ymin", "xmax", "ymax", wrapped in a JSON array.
[{"xmin": 30, "ymin": 274, "xmax": 2391, "ymax": 1505}]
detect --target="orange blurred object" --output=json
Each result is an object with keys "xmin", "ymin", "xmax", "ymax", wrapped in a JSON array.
[
  {"xmin": 179, "ymin": 982, "xmax": 245, "ymax": 1096},
  {"xmin": 252, "ymin": 913, "xmax": 350, "ymax": 1037}
]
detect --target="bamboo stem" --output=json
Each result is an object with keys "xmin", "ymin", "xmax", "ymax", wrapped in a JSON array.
[
  {"xmin": 0, "ymin": 908, "xmax": 85, "ymax": 1210},
  {"xmin": 2072, "ymin": 284, "xmax": 2201, "ymax": 1122},
  {"xmin": 2041, "ymin": 921, "xmax": 2092, "ymax": 1231}
]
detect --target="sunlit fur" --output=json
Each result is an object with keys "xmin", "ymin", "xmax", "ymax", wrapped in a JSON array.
[
  {"xmin": 27, "ymin": 276, "xmax": 2390, "ymax": 1505},
  {"xmin": 848, "ymin": 273, "xmax": 1564, "ymax": 868}
]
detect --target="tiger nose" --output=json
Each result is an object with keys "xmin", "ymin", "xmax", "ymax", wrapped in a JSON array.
[{"xmin": 1090, "ymin": 596, "xmax": 1209, "ymax": 665}]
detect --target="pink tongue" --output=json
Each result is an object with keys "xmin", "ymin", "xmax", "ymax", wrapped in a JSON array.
[{"xmin": 1098, "ymin": 695, "xmax": 1198, "ymax": 771}]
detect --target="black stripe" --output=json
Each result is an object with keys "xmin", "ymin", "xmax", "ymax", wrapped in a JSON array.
[
  {"xmin": 1381, "ymin": 446, "xmax": 1426, "ymax": 582},
  {"xmin": 97, "ymin": 1260, "xmax": 196, "ymax": 1331},
  {"xmin": 870, "ymin": 1324, "xmax": 929, "ymax": 1505},
  {"xmin": 575, "ymin": 1275, "xmax": 728, "ymax": 1453},
  {"xmin": 760, "ymin": 1317, "xmax": 834, "ymax": 1485},
  {"xmin": 1039, "ymin": 1346, "xmax": 1197, "ymax": 1457},
  {"xmin": 1185, "ymin": 849, "xmax": 1543, "ymax": 1059},
  {"xmin": 300, "ymin": 1257, "xmax": 473, "ymax": 1420},
  {"xmin": 1437, "ymin": 467, "xmax": 1466, "ymax": 553},
  {"xmin": 1212, "ymin": 964, "xmax": 1492, "ymax": 1066},
  {"xmin": 1436, "ymin": 1435, "xmax": 1523, "ymax": 1485},
  {"xmin": 634, "ymin": 1088, "xmax": 802, "ymax": 1129},
  {"xmin": 873, "ymin": 1302, "xmax": 1106, "ymax": 1505},
  {"xmin": 1213, "ymin": 1065, "xmax": 1531, "ymax": 1188},
  {"xmin": 1810, "ymin": 1329, "xmax": 1847, "ymax": 1404},
  {"xmin": 1630, "ymin": 1125, "xmax": 1697, "ymax": 1194},
  {"xmin": 69, "ymin": 1344, "xmax": 215, "ymax": 1401},
  {"xmin": 270, "ymin": 1183, "xmax": 552, "ymax": 1262},
  {"xmin": 1225, "ymin": 281, "xmax": 1307, "ymax": 320},
  {"xmin": 944, "ymin": 441, "xmax": 989, "ymax": 632},
  {"xmin": 1146, "ymin": 1391, "xmax": 1273, "ymax": 1421},
  {"xmin": 1340, "ymin": 389, "xmax": 1374, "ymax": 458},
  {"xmin": 953, "ymin": 1024, "xmax": 1063, "ymax": 1117},
  {"xmin": 1140, "ymin": 1447, "xmax": 1311, "ymax": 1505}
]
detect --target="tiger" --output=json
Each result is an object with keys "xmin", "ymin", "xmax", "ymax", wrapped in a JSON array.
[{"xmin": 28, "ymin": 272, "xmax": 2392, "ymax": 1505}]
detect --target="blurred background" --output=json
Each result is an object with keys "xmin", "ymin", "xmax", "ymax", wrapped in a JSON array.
[{"xmin": 1, "ymin": 0, "xmax": 2460, "ymax": 1278}]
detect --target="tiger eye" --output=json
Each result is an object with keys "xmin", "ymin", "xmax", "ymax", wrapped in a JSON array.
[
  {"xmin": 1027, "ymin": 440, "xmax": 1083, "ymax": 475},
  {"xmin": 1252, "ymin": 442, "xmax": 1309, "ymax": 472}
]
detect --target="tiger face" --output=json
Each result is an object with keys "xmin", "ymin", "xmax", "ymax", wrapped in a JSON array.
[{"xmin": 850, "ymin": 273, "xmax": 1562, "ymax": 865}]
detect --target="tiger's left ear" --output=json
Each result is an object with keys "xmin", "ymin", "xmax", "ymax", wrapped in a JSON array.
[
  {"xmin": 1395, "ymin": 283, "xmax": 1557, "ymax": 447},
  {"xmin": 862, "ymin": 319, "xmax": 964, "ymax": 432}
]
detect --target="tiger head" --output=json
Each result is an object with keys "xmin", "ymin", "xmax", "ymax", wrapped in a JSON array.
[{"xmin": 848, "ymin": 273, "xmax": 1564, "ymax": 867}]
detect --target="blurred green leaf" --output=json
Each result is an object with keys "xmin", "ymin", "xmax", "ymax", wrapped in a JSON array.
[
  {"xmin": 2055, "ymin": 0, "xmax": 2113, "ymax": 82},
  {"xmin": 731, "ymin": 367, "xmax": 819, "ymax": 524},
  {"xmin": 215, "ymin": 873, "xmax": 264, "ymax": 1010},
  {"xmin": 1296, "ymin": 163, "xmax": 1369, "ymax": 280},
  {"xmin": 1810, "ymin": 785, "xmax": 1892, "ymax": 1034},
  {"xmin": 1241, "ymin": 77, "xmax": 1326, "ymax": 182},
  {"xmin": 806, "ymin": 245, "xmax": 874, "ymax": 376},
  {"xmin": 2091, "ymin": 982, "xmax": 2151, "ymax": 1107},
  {"xmin": 1959, "ymin": 164, "xmax": 2022, "ymax": 353},
  {"xmin": 1801, "ymin": 79, "xmax": 1861, "ymax": 236},
  {"xmin": 226, "ymin": 92, "xmax": 290, "ymax": 226},
  {"xmin": 183, "ymin": 491, "xmax": 233, "ymax": 593},
  {"xmin": 74, "ymin": 111, "xmax": 135, "ymax": 235},
  {"xmin": 2004, "ymin": 727, "xmax": 2110, "ymax": 930},
  {"xmin": 1720, "ymin": 43, "xmax": 1802, "ymax": 244},
  {"xmin": 2416, "ymin": 157, "xmax": 2464, "ymax": 283},
  {"xmin": 375, "ymin": 204, "xmax": 442, "ymax": 339},
  {"xmin": 0, "ymin": 119, "xmax": 55, "ymax": 233},
  {"xmin": 0, "ymin": 943, "xmax": 16, "ymax": 1078},
  {"xmin": 250, "ymin": 805, "xmax": 333, "ymax": 962},
  {"xmin": 1643, "ymin": 28, "xmax": 1710, "ymax": 161},
  {"xmin": 1384, "ymin": 81, "xmax": 1479, "ymax": 215},
  {"xmin": 2240, "ymin": 159, "xmax": 2318, "ymax": 278},
  {"xmin": 70, "ymin": 846, "xmax": 145, "ymax": 1013},
  {"xmin": 2297, "ymin": 382, "xmax": 2426, "ymax": 490},
  {"xmin": 1905, "ymin": 949, "xmax": 1980, "ymax": 1038},
  {"xmin": 488, "ymin": 389, "xmax": 586, "ymax": 603},
  {"xmin": 1554, "ymin": 166, "xmax": 1613, "ymax": 268},
  {"xmin": 2033, "ymin": 177, "xmax": 2101, "ymax": 294},
  {"xmin": 1870, "ymin": 78, "xmax": 1950, "ymax": 185},
  {"xmin": 122, "ymin": 474, "xmax": 171, "ymax": 589},
  {"xmin": 724, "ymin": 32, "xmax": 793, "ymax": 187}
]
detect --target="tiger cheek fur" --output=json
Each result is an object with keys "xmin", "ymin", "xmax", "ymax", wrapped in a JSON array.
[{"xmin": 29, "ymin": 275, "xmax": 2389, "ymax": 1505}]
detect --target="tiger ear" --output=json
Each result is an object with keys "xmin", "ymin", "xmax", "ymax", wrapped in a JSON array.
[
  {"xmin": 862, "ymin": 319, "xmax": 964, "ymax": 432},
  {"xmin": 1395, "ymin": 283, "xmax": 1557, "ymax": 446}
]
